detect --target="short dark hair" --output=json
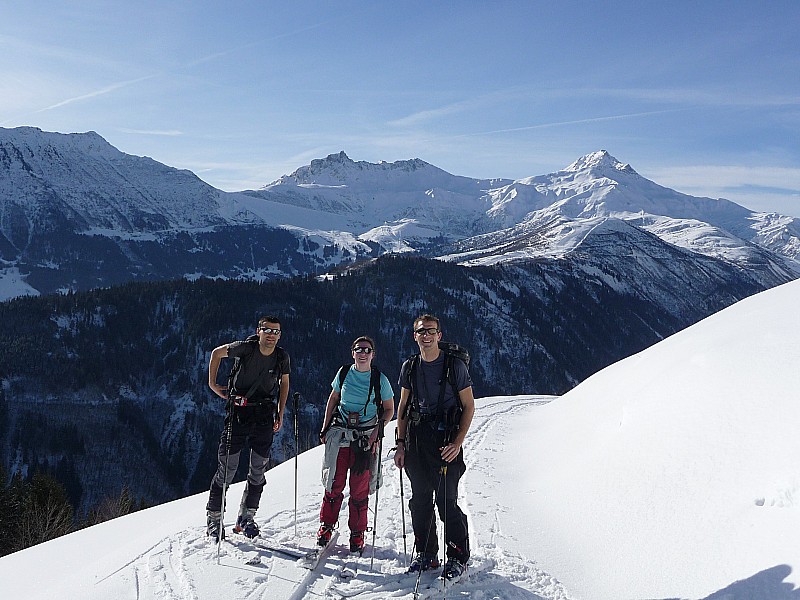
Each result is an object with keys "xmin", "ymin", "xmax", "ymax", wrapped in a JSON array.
[
  {"xmin": 258, "ymin": 315, "xmax": 281, "ymax": 328},
  {"xmin": 413, "ymin": 313, "xmax": 440, "ymax": 330},
  {"xmin": 351, "ymin": 335, "xmax": 375, "ymax": 352}
]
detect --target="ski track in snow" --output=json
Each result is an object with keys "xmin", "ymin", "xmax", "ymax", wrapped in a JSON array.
[{"xmin": 124, "ymin": 396, "xmax": 572, "ymax": 600}]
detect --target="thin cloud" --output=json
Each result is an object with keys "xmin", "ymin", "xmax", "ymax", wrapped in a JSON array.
[
  {"xmin": 577, "ymin": 86, "xmax": 800, "ymax": 108},
  {"xmin": 0, "ymin": 33, "xmax": 123, "ymax": 70},
  {"xmin": 387, "ymin": 89, "xmax": 524, "ymax": 128},
  {"xmin": 185, "ymin": 20, "xmax": 333, "ymax": 68},
  {"xmin": 427, "ymin": 109, "xmax": 685, "ymax": 141},
  {"xmin": 35, "ymin": 75, "xmax": 157, "ymax": 113},
  {"xmin": 646, "ymin": 165, "xmax": 800, "ymax": 194},
  {"xmin": 389, "ymin": 98, "xmax": 487, "ymax": 128},
  {"xmin": 392, "ymin": 87, "xmax": 800, "ymax": 132},
  {"xmin": 118, "ymin": 128, "xmax": 183, "ymax": 137}
]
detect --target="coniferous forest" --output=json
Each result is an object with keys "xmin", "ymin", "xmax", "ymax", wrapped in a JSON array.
[{"xmin": 0, "ymin": 253, "xmax": 770, "ymax": 555}]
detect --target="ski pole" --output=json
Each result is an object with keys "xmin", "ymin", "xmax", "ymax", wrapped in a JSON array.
[
  {"xmin": 216, "ymin": 410, "xmax": 234, "ymax": 563},
  {"xmin": 370, "ymin": 435, "xmax": 383, "ymax": 570},
  {"xmin": 441, "ymin": 464, "xmax": 448, "ymax": 588},
  {"xmin": 414, "ymin": 466, "xmax": 445, "ymax": 598},
  {"xmin": 399, "ymin": 460, "xmax": 408, "ymax": 565},
  {"xmin": 293, "ymin": 391, "xmax": 299, "ymax": 538}
]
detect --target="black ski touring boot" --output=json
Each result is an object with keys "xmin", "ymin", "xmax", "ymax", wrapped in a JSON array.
[
  {"xmin": 407, "ymin": 552, "xmax": 440, "ymax": 573},
  {"xmin": 206, "ymin": 511, "xmax": 225, "ymax": 542},
  {"xmin": 442, "ymin": 556, "xmax": 466, "ymax": 580},
  {"xmin": 233, "ymin": 509, "xmax": 260, "ymax": 539}
]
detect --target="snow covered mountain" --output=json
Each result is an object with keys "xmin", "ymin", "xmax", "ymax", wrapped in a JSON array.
[
  {"xmin": 437, "ymin": 151, "xmax": 800, "ymax": 276},
  {"xmin": 243, "ymin": 150, "xmax": 512, "ymax": 244},
  {"xmin": 0, "ymin": 128, "xmax": 376, "ymax": 299},
  {"xmin": 250, "ymin": 148, "xmax": 800, "ymax": 269},
  {"xmin": 2, "ymin": 277, "xmax": 798, "ymax": 600},
  {"xmin": 2, "ymin": 126, "xmax": 798, "ymax": 300}
]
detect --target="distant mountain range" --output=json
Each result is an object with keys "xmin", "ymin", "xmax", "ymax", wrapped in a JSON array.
[{"xmin": 1, "ymin": 126, "xmax": 798, "ymax": 300}]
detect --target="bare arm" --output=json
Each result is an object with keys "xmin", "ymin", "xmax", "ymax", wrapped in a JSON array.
[
  {"xmin": 208, "ymin": 345, "xmax": 229, "ymax": 399},
  {"xmin": 393, "ymin": 387, "xmax": 411, "ymax": 468},
  {"xmin": 380, "ymin": 397, "xmax": 395, "ymax": 423},
  {"xmin": 319, "ymin": 389, "xmax": 341, "ymax": 443},
  {"xmin": 440, "ymin": 386, "xmax": 475, "ymax": 463}
]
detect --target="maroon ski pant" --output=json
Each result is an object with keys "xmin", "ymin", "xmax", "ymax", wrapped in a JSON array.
[{"xmin": 319, "ymin": 444, "xmax": 371, "ymax": 533}]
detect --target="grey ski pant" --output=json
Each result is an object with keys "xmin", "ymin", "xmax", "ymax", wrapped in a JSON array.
[{"xmin": 206, "ymin": 407, "xmax": 274, "ymax": 515}]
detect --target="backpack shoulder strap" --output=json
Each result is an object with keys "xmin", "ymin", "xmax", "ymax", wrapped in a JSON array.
[
  {"xmin": 409, "ymin": 354, "xmax": 422, "ymax": 404},
  {"xmin": 273, "ymin": 346, "xmax": 287, "ymax": 391},
  {"xmin": 442, "ymin": 354, "xmax": 465, "ymax": 411},
  {"xmin": 369, "ymin": 365, "xmax": 384, "ymax": 417},
  {"xmin": 401, "ymin": 354, "xmax": 420, "ymax": 420}
]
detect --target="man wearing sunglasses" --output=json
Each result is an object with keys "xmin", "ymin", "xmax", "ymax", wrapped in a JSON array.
[
  {"xmin": 205, "ymin": 316, "xmax": 290, "ymax": 541},
  {"xmin": 316, "ymin": 336, "xmax": 394, "ymax": 554},
  {"xmin": 394, "ymin": 314, "xmax": 475, "ymax": 580}
]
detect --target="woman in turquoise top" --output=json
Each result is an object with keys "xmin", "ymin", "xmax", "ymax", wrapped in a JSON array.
[{"xmin": 317, "ymin": 336, "xmax": 394, "ymax": 554}]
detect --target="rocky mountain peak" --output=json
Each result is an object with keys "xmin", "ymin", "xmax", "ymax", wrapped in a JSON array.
[{"xmin": 564, "ymin": 150, "xmax": 637, "ymax": 176}]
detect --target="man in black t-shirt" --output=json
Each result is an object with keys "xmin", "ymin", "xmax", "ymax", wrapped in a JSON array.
[
  {"xmin": 394, "ymin": 314, "xmax": 475, "ymax": 580},
  {"xmin": 205, "ymin": 316, "xmax": 290, "ymax": 541}
]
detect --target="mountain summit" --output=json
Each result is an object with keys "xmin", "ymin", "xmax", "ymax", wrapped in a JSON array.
[
  {"xmin": 268, "ymin": 150, "xmax": 496, "ymax": 195},
  {"xmin": 563, "ymin": 149, "xmax": 637, "ymax": 175}
]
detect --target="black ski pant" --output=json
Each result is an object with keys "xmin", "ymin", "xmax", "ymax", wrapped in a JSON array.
[
  {"xmin": 206, "ymin": 405, "xmax": 274, "ymax": 515},
  {"xmin": 404, "ymin": 421, "xmax": 470, "ymax": 562}
]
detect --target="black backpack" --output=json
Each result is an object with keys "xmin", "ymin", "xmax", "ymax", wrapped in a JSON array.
[
  {"xmin": 227, "ymin": 334, "xmax": 287, "ymax": 402},
  {"xmin": 406, "ymin": 341, "xmax": 470, "ymax": 415}
]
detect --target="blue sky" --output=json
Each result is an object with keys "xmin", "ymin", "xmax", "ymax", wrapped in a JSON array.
[{"xmin": 2, "ymin": 1, "xmax": 799, "ymax": 216}]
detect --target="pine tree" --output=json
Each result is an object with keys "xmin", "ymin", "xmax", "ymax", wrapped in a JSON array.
[{"xmin": 0, "ymin": 465, "xmax": 16, "ymax": 556}]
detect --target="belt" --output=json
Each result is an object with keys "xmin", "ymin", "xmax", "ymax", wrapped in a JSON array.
[
  {"xmin": 414, "ymin": 411, "xmax": 442, "ymax": 422},
  {"xmin": 230, "ymin": 394, "xmax": 275, "ymax": 407}
]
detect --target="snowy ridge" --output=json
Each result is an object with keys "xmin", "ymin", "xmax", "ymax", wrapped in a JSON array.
[
  {"xmin": 3, "ymin": 279, "xmax": 800, "ymax": 598},
  {"xmin": 1, "ymin": 126, "xmax": 799, "ymax": 300},
  {"xmin": 251, "ymin": 147, "xmax": 800, "ymax": 272},
  {"xmin": 269, "ymin": 150, "xmax": 506, "ymax": 194},
  {"xmin": 443, "ymin": 213, "xmax": 798, "ymax": 289},
  {"xmin": 0, "ymin": 126, "xmax": 224, "ymax": 232}
]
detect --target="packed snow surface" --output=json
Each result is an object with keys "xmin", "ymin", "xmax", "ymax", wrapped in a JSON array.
[{"xmin": 2, "ymin": 279, "xmax": 799, "ymax": 599}]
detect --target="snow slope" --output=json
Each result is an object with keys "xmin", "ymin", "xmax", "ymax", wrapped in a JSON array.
[
  {"xmin": 521, "ymin": 277, "xmax": 800, "ymax": 599},
  {"xmin": 2, "ymin": 279, "xmax": 800, "ymax": 599}
]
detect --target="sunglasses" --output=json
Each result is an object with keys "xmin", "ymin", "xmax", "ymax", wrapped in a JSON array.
[
  {"xmin": 258, "ymin": 327, "xmax": 281, "ymax": 335},
  {"xmin": 414, "ymin": 327, "xmax": 439, "ymax": 336},
  {"xmin": 352, "ymin": 346, "xmax": 374, "ymax": 354}
]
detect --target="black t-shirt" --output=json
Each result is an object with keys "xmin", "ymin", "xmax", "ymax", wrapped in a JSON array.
[
  {"xmin": 227, "ymin": 341, "xmax": 290, "ymax": 400},
  {"xmin": 399, "ymin": 353, "xmax": 471, "ymax": 414}
]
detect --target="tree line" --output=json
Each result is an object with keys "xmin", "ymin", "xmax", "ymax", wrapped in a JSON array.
[{"xmin": 0, "ymin": 464, "xmax": 147, "ymax": 557}]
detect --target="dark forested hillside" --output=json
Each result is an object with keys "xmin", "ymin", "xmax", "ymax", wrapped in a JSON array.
[{"xmin": 0, "ymin": 253, "xmax": 775, "ymax": 516}]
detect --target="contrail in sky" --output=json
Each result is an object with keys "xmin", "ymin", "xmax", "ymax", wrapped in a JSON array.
[
  {"xmin": 439, "ymin": 109, "xmax": 685, "ymax": 140},
  {"xmin": 35, "ymin": 75, "xmax": 157, "ymax": 113}
]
